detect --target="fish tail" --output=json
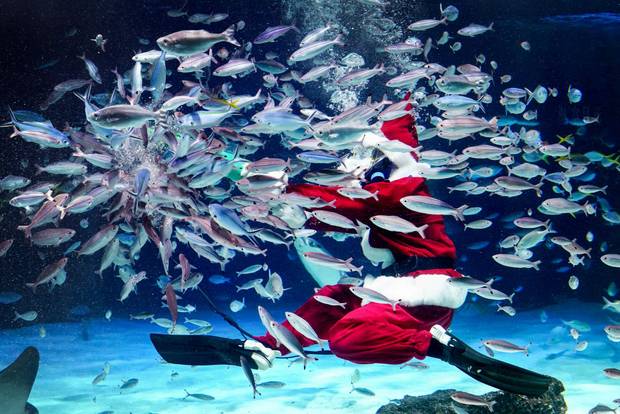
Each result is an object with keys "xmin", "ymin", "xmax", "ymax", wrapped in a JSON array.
[
  {"xmin": 535, "ymin": 181, "xmax": 544, "ymax": 197},
  {"xmin": 9, "ymin": 125, "xmax": 20, "ymax": 138},
  {"xmin": 17, "ymin": 225, "xmax": 31, "ymax": 239},
  {"xmin": 455, "ymin": 204, "xmax": 469, "ymax": 221},
  {"xmin": 417, "ymin": 223, "xmax": 429, "ymax": 239},
  {"xmin": 334, "ymin": 34, "xmax": 346, "ymax": 47},
  {"xmin": 524, "ymin": 88, "xmax": 534, "ymax": 106},
  {"xmin": 533, "ymin": 260, "xmax": 541, "ymax": 271},
  {"xmin": 25, "ymin": 283, "xmax": 36, "ymax": 293},
  {"xmin": 7, "ymin": 105, "xmax": 18, "ymax": 125},
  {"xmin": 602, "ymin": 296, "xmax": 611, "ymax": 309},
  {"xmin": 223, "ymin": 25, "xmax": 240, "ymax": 47}
]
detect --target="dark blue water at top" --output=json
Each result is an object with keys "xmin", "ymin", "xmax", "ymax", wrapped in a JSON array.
[{"xmin": 0, "ymin": 0, "xmax": 619, "ymax": 328}]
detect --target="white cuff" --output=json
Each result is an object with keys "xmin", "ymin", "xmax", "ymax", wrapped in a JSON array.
[
  {"xmin": 363, "ymin": 274, "xmax": 467, "ymax": 309},
  {"xmin": 243, "ymin": 339, "xmax": 280, "ymax": 370}
]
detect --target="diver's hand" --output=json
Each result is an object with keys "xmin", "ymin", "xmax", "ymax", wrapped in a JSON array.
[{"xmin": 243, "ymin": 339, "xmax": 280, "ymax": 370}]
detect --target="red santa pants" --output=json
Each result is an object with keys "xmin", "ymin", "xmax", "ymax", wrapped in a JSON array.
[{"xmin": 255, "ymin": 268, "xmax": 459, "ymax": 364}]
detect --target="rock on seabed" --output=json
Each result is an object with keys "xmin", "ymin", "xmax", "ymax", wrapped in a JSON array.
[{"xmin": 376, "ymin": 379, "xmax": 566, "ymax": 414}]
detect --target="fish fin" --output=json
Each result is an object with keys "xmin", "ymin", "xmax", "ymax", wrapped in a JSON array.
[
  {"xmin": 9, "ymin": 125, "xmax": 20, "ymax": 138},
  {"xmin": 484, "ymin": 345, "xmax": 494, "ymax": 357},
  {"xmin": 455, "ymin": 204, "xmax": 469, "ymax": 221},
  {"xmin": 416, "ymin": 223, "xmax": 429, "ymax": 239},
  {"xmin": 334, "ymin": 34, "xmax": 346, "ymax": 47},
  {"xmin": 223, "ymin": 25, "xmax": 240, "ymax": 47}
]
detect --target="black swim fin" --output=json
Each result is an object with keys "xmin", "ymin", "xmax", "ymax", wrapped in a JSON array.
[
  {"xmin": 427, "ymin": 325, "xmax": 557, "ymax": 397},
  {"xmin": 150, "ymin": 334, "xmax": 262, "ymax": 370}
]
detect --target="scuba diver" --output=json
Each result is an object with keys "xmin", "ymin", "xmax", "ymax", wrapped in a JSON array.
[{"xmin": 151, "ymin": 96, "xmax": 556, "ymax": 397}]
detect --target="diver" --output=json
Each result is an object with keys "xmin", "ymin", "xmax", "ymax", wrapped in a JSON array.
[{"xmin": 151, "ymin": 95, "xmax": 556, "ymax": 397}]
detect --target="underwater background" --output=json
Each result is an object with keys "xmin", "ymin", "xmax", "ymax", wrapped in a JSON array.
[{"xmin": 1, "ymin": 0, "xmax": 620, "ymax": 413}]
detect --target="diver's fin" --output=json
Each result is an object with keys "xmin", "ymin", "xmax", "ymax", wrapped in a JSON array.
[
  {"xmin": 150, "ymin": 334, "xmax": 262, "ymax": 370},
  {"xmin": 427, "ymin": 325, "xmax": 557, "ymax": 397},
  {"xmin": 0, "ymin": 346, "xmax": 39, "ymax": 414}
]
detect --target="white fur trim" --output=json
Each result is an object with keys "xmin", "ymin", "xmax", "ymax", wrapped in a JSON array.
[
  {"xmin": 244, "ymin": 339, "xmax": 279, "ymax": 370},
  {"xmin": 363, "ymin": 274, "xmax": 467, "ymax": 309}
]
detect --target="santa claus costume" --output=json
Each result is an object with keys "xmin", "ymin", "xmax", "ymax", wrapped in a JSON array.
[
  {"xmin": 253, "ymin": 100, "xmax": 467, "ymax": 365},
  {"xmin": 150, "ymin": 98, "xmax": 556, "ymax": 398}
]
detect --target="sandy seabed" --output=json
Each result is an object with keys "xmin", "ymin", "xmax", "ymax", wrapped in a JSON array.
[{"xmin": 1, "ymin": 299, "xmax": 618, "ymax": 414}]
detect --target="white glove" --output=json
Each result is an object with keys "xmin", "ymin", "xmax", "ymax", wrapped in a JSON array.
[{"xmin": 243, "ymin": 339, "xmax": 280, "ymax": 370}]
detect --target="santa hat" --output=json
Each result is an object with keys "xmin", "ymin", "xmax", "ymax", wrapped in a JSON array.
[{"xmin": 379, "ymin": 91, "xmax": 419, "ymax": 151}]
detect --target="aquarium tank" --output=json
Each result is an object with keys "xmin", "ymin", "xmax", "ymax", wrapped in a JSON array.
[{"xmin": 1, "ymin": 0, "xmax": 619, "ymax": 413}]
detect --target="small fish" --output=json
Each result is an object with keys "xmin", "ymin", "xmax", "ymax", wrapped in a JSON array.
[
  {"xmin": 120, "ymin": 378, "xmax": 139, "ymax": 390},
  {"xmin": 256, "ymin": 381, "xmax": 286, "ymax": 389},
  {"xmin": 451, "ymin": 391, "xmax": 496, "ymax": 411},
  {"xmin": 90, "ymin": 34, "xmax": 108, "ymax": 52},
  {"xmin": 313, "ymin": 295, "xmax": 347, "ymax": 308},
  {"xmin": 350, "ymin": 387, "xmax": 375, "ymax": 396},
  {"xmin": 254, "ymin": 25, "xmax": 299, "ymax": 44},
  {"xmin": 457, "ymin": 23, "xmax": 494, "ymax": 37},
  {"xmin": 482, "ymin": 339, "xmax": 529, "ymax": 356},
  {"xmin": 77, "ymin": 53, "xmax": 102, "ymax": 84},
  {"xmin": 157, "ymin": 26, "xmax": 240, "ymax": 56},
  {"xmin": 13, "ymin": 310, "xmax": 38, "ymax": 322},
  {"xmin": 350, "ymin": 286, "xmax": 402, "ymax": 311},
  {"xmin": 240, "ymin": 355, "xmax": 261, "ymax": 398},
  {"xmin": 183, "ymin": 389, "xmax": 215, "ymax": 401},
  {"xmin": 568, "ymin": 275, "xmax": 579, "ymax": 290},
  {"xmin": 400, "ymin": 361, "xmax": 429, "ymax": 370}
]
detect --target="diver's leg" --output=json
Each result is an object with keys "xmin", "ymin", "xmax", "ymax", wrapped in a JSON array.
[
  {"xmin": 426, "ymin": 325, "xmax": 557, "ymax": 397},
  {"xmin": 255, "ymin": 283, "xmax": 362, "ymax": 353},
  {"xmin": 328, "ymin": 302, "xmax": 439, "ymax": 364}
]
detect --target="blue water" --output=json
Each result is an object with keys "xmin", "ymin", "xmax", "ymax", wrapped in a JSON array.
[{"xmin": 1, "ymin": 300, "xmax": 618, "ymax": 413}]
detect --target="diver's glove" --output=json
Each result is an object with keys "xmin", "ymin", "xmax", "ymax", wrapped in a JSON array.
[{"xmin": 243, "ymin": 339, "xmax": 280, "ymax": 370}]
